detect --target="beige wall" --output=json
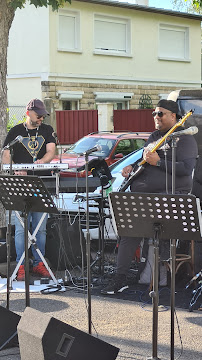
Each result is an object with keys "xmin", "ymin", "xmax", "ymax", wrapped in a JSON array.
[
  {"xmin": 48, "ymin": 1, "xmax": 201, "ymax": 87},
  {"xmin": 6, "ymin": 0, "xmax": 202, "ymax": 112},
  {"xmin": 7, "ymin": 4, "xmax": 50, "ymax": 75},
  {"xmin": 7, "ymin": 77, "xmax": 42, "ymax": 106}
]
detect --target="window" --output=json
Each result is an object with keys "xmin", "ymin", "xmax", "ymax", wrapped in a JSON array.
[
  {"xmin": 57, "ymin": 91, "xmax": 84, "ymax": 110},
  {"xmin": 94, "ymin": 14, "xmax": 131, "ymax": 56},
  {"xmin": 114, "ymin": 140, "xmax": 134, "ymax": 157},
  {"xmin": 62, "ymin": 101, "xmax": 78, "ymax": 110},
  {"xmin": 94, "ymin": 92, "xmax": 133, "ymax": 109},
  {"xmin": 58, "ymin": 10, "xmax": 81, "ymax": 52},
  {"xmin": 159, "ymin": 24, "xmax": 189, "ymax": 61},
  {"xmin": 114, "ymin": 102, "xmax": 127, "ymax": 110},
  {"xmin": 114, "ymin": 139, "xmax": 146, "ymax": 157}
]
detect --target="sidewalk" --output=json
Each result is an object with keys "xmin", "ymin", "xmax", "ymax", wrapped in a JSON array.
[{"xmin": 0, "ymin": 285, "xmax": 202, "ymax": 360}]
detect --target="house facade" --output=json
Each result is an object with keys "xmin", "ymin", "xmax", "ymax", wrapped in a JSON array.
[{"xmin": 7, "ymin": 0, "xmax": 202, "ymax": 128}]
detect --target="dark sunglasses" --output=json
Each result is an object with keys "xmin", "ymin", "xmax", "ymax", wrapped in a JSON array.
[
  {"xmin": 152, "ymin": 111, "xmax": 172, "ymax": 118},
  {"xmin": 37, "ymin": 114, "xmax": 46, "ymax": 119}
]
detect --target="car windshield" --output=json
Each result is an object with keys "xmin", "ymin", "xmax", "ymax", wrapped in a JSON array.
[
  {"xmin": 110, "ymin": 148, "xmax": 143, "ymax": 175},
  {"xmin": 178, "ymin": 98, "xmax": 202, "ymax": 116},
  {"xmin": 66, "ymin": 137, "xmax": 115, "ymax": 157}
]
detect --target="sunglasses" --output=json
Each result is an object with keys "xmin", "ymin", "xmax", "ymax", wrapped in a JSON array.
[
  {"xmin": 152, "ymin": 111, "xmax": 172, "ymax": 118},
  {"xmin": 37, "ymin": 114, "xmax": 46, "ymax": 119}
]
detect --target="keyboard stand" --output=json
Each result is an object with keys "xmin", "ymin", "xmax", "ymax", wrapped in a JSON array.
[
  {"xmin": 0, "ymin": 174, "xmax": 59, "ymax": 307},
  {"xmin": 10, "ymin": 211, "xmax": 58, "ymax": 286}
]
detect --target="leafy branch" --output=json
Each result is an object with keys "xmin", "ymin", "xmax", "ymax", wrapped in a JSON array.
[{"xmin": 8, "ymin": 0, "xmax": 71, "ymax": 11}]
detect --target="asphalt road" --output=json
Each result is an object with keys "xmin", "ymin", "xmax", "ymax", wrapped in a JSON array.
[{"xmin": 0, "ymin": 284, "xmax": 201, "ymax": 360}]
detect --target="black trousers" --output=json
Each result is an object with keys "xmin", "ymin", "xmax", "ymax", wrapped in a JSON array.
[
  {"xmin": 117, "ymin": 236, "xmax": 141, "ymax": 275},
  {"xmin": 117, "ymin": 236, "xmax": 170, "ymax": 276}
]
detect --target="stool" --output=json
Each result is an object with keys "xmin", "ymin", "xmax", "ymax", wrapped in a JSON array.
[
  {"xmin": 164, "ymin": 239, "xmax": 195, "ymax": 278},
  {"xmin": 149, "ymin": 240, "xmax": 195, "ymax": 290}
]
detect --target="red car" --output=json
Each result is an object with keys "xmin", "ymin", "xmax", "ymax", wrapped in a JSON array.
[{"xmin": 52, "ymin": 131, "xmax": 150, "ymax": 177}]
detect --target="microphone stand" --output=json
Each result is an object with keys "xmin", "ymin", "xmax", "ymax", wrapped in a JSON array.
[
  {"xmin": 170, "ymin": 137, "xmax": 178, "ymax": 360},
  {"xmin": 55, "ymin": 133, "xmax": 63, "ymax": 164},
  {"xmin": 5, "ymin": 146, "xmax": 14, "ymax": 309},
  {"xmin": 85, "ymin": 153, "xmax": 92, "ymax": 334}
]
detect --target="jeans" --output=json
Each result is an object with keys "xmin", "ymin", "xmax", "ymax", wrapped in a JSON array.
[{"xmin": 15, "ymin": 212, "xmax": 48, "ymax": 267}]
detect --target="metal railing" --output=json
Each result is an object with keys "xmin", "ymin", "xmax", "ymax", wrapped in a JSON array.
[{"xmin": 7, "ymin": 106, "xmax": 26, "ymax": 131}]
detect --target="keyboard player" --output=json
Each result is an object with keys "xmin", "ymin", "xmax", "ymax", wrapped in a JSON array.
[{"xmin": 2, "ymin": 98, "xmax": 56, "ymax": 281}]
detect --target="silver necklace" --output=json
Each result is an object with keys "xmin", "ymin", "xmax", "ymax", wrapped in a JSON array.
[{"xmin": 24, "ymin": 123, "xmax": 39, "ymax": 162}]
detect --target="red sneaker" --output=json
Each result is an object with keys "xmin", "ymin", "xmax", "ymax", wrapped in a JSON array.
[
  {"xmin": 32, "ymin": 262, "xmax": 51, "ymax": 278},
  {"xmin": 17, "ymin": 265, "xmax": 25, "ymax": 281}
]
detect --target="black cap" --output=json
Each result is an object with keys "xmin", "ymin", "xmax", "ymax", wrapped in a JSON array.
[
  {"xmin": 157, "ymin": 99, "xmax": 181, "ymax": 119},
  {"xmin": 26, "ymin": 99, "xmax": 49, "ymax": 116}
]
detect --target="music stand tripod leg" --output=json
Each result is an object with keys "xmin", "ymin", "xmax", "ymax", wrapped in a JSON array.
[
  {"xmin": 147, "ymin": 224, "xmax": 161, "ymax": 360},
  {"xmin": 24, "ymin": 207, "xmax": 30, "ymax": 307},
  {"xmin": 6, "ymin": 211, "xmax": 13, "ymax": 309},
  {"xmin": 170, "ymin": 239, "xmax": 176, "ymax": 360}
]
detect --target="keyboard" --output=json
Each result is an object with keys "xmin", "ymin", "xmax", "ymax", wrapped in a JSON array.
[{"xmin": 2, "ymin": 163, "xmax": 69, "ymax": 171}]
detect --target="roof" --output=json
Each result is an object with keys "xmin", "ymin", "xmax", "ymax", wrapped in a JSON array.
[
  {"xmin": 86, "ymin": 131, "xmax": 151, "ymax": 139},
  {"xmin": 75, "ymin": 0, "xmax": 202, "ymax": 21}
]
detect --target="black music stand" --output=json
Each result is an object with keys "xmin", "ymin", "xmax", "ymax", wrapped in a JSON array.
[
  {"xmin": 109, "ymin": 192, "xmax": 202, "ymax": 360},
  {"xmin": 0, "ymin": 175, "xmax": 59, "ymax": 307}
]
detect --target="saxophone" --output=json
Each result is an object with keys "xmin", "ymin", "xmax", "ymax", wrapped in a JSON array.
[{"xmin": 118, "ymin": 110, "xmax": 193, "ymax": 192}]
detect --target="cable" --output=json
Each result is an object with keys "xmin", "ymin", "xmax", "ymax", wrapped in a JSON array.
[
  {"xmin": 0, "ymin": 351, "xmax": 20, "ymax": 357},
  {"xmin": 174, "ymin": 308, "xmax": 184, "ymax": 360},
  {"xmin": 40, "ymin": 284, "xmax": 64, "ymax": 294}
]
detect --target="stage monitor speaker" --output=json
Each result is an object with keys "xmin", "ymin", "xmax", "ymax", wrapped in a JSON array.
[
  {"xmin": 46, "ymin": 217, "xmax": 86, "ymax": 270},
  {"xmin": 0, "ymin": 306, "xmax": 21, "ymax": 350},
  {"xmin": 18, "ymin": 307, "xmax": 119, "ymax": 360}
]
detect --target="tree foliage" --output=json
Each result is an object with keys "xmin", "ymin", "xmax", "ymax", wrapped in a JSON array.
[
  {"xmin": 8, "ymin": 0, "xmax": 71, "ymax": 11},
  {"xmin": 172, "ymin": 0, "xmax": 202, "ymax": 13},
  {"xmin": 191, "ymin": 0, "xmax": 202, "ymax": 9}
]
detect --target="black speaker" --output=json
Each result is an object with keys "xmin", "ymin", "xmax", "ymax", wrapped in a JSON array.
[
  {"xmin": 46, "ymin": 217, "xmax": 86, "ymax": 270},
  {"xmin": 0, "ymin": 306, "xmax": 21, "ymax": 350},
  {"xmin": 0, "ymin": 226, "xmax": 16, "ymax": 264},
  {"xmin": 18, "ymin": 307, "xmax": 119, "ymax": 360}
]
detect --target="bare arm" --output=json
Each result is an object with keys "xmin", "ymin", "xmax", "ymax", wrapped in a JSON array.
[
  {"xmin": 2, "ymin": 149, "xmax": 27, "ymax": 175},
  {"xmin": 2, "ymin": 149, "xmax": 11, "ymax": 164},
  {"xmin": 34, "ymin": 143, "xmax": 56, "ymax": 164}
]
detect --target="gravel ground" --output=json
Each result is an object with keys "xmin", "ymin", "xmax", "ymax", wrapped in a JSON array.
[{"xmin": 0, "ymin": 285, "xmax": 201, "ymax": 360}]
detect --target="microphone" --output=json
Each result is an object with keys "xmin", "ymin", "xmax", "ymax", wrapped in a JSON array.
[
  {"xmin": 169, "ymin": 126, "xmax": 198, "ymax": 138},
  {"xmin": 3, "ymin": 135, "xmax": 23, "ymax": 149},
  {"xmin": 83, "ymin": 144, "xmax": 102, "ymax": 156}
]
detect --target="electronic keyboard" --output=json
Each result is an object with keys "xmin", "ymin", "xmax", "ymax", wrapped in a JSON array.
[{"xmin": 2, "ymin": 163, "xmax": 69, "ymax": 171}]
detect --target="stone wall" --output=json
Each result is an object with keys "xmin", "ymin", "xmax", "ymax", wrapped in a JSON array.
[{"xmin": 41, "ymin": 80, "xmax": 193, "ymax": 129}]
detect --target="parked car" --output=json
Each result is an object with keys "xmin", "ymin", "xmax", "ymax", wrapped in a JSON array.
[
  {"xmin": 167, "ymin": 89, "xmax": 202, "ymax": 155},
  {"xmin": 52, "ymin": 131, "xmax": 149, "ymax": 177},
  {"xmin": 55, "ymin": 148, "xmax": 144, "ymax": 241}
]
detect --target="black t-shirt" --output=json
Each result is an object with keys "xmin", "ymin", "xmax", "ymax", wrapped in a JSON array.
[
  {"xmin": 130, "ymin": 127, "xmax": 198, "ymax": 194},
  {"xmin": 3, "ymin": 123, "xmax": 56, "ymax": 176}
]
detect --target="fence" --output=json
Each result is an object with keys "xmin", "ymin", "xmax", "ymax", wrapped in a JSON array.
[
  {"xmin": 113, "ymin": 109, "xmax": 155, "ymax": 132},
  {"xmin": 56, "ymin": 110, "xmax": 98, "ymax": 145},
  {"xmin": 56, "ymin": 108, "xmax": 155, "ymax": 144},
  {"xmin": 7, "ymin": 106, "xmax": 26, "ymax": 130}
]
